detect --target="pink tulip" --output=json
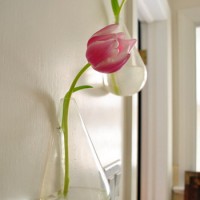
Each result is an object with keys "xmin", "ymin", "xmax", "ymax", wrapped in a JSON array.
[{"xmin": 86, "ymin": 24, "xmax": 136, "ymax": 73}]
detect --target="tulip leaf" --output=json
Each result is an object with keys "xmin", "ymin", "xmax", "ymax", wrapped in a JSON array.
[
  {"xmin": 65, "ymin": 85, "xmax": 93, "ymax": 99},
  {"xmin": 72, "ymin": 85, "xmax": 93, "ymax": 93},
  {"xmin": 111, "ymin": 0, "xmax": 120, "ymax": 17}
]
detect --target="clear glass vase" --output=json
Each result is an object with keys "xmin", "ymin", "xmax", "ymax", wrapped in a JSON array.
[
  {"xmin": 40, "ymin": 98, "xmax": 110, "ymax": 200},
  {"xmin": 103, "ymin": 24, "xmax": 147, "ymax": 96}
]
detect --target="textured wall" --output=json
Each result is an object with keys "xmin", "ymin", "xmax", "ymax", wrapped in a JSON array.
[{"xmin": 0, "ymin": 0, "xmax": 124, "ymax": 198}]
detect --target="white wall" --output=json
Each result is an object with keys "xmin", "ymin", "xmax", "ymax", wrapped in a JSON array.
[{"xmin": 0, "ymin": 0, "xmax": 125, "ymax": 198}]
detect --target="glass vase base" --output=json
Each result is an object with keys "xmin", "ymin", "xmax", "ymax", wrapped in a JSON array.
[{"xmin": 40, "ymin": 99, "xmax": 110, "ymax": 200}]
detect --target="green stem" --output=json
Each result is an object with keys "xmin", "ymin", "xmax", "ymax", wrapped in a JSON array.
[
  {"xmin": 119, "ymin": 0, "xmax": 126, "ymax": 10},
  {"xmin": 110, "ymin": 74, "xmax": 120, "ymax": 95},
  {"xmin": 115, "ymin": 15, "xmax": 120, "ymax": 24},
  {"xmin": 115, "ymin": 0, "xmax": 127, "ymax": 24},
  {"xmin": 61, "ymin": 63, "xmax": 91, "ymax": 197}
]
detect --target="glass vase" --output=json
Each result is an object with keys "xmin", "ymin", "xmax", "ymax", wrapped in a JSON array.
[
  {"xmin": 103, "ymin": 24, "xmax": 147, "ymax": 96},
  {"xmin": 40, "ymin": 98, "xmax": 110, "ymax": 200}
]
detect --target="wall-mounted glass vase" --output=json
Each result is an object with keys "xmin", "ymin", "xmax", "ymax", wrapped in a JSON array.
[
  {"xmin": 104, "ymin": 24, "xmax": 147, "ymax": 96},
  {"xmin": 40, "ymin": 98, "xmax": 110, "ymax": 200}
]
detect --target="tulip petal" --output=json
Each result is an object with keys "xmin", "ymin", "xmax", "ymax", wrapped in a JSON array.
[
  {"xmin": 87, "ymin": 32, "xmax": 126, "ymax": 47},
  {"xmin": 93, "ymin": 24, "xmax": 119, "ymax": 37},
  {"xmin": 87, "ymin": 34, "xmax": 117, "ymax": 47},
  {"xmin": 118, "ymin": 38, "xmax": 136, "ymax": 53},
  {"xmin": 93, "ymin": 53, "xmax": 130, "ymax": 73},
  {"xmin": 86, "ymin": 24, "xmax": 137, "ymax": 74},
  {"xmin": 86, "ymin": 39, "xmax": 119, "ymax": 66},
  {"xmin": 116, "ymin": 32, "xmax": 126, "ymax": 39}
]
